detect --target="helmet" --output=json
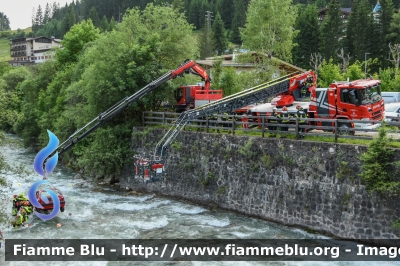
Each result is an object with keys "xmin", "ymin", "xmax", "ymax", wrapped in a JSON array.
[
  {"xmin": 19, "ymin": 193, "xmax": 24, "ymax": 197},
  {"xmin": 273, "ymin": 107, "xmax": 277, "ymax": 111},
  {"xmin": 296, "ymin": 105, "xmax": 301, "ymax": 109},
  {"xmin": 282, "ymin": 106, "xmax": 288, "ymax": 111}
]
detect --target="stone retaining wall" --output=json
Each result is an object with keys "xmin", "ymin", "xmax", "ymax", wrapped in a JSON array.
[{"xmin": 119, "ymin": 128, "xmax": 400, "ymax": 244}]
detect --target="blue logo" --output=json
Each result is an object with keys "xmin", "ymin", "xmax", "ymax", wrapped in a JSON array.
[{"xmin": 28, "ymin": 130, "xmax": 60, "ymax": 221}]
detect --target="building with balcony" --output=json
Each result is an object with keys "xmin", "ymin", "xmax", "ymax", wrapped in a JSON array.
[{"xmin": 9, "ymin": 36, "xmax": 62, "ymax": 66}]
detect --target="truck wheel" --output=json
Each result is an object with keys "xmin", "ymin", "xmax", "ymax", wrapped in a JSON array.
[{"xmin": 338, "ymin": 123, "xmax": 355, "ymax": 135}]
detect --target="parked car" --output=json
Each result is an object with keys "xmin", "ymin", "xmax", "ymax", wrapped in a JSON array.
[
  {"xmin": 384, "ymin": 102, "xmax": 400, "ymax": 122},
  {"xmin": 382, "ymin": 92, "xmax": 400, "ymax": 104}
]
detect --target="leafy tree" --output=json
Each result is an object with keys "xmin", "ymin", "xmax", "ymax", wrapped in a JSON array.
[
  {"xmin": 319, "ymin": 0, "xmax": 342, "ymax": 62},
  {"xmin": 317, "ymin": 58, "xmax": 344, "ymax": 87},
  {"xmin": 344, "ymin": 61, "xmax": 364, "ymax": 80},
  {"xmin": 219, "ymin": 67, "xmax": 241, "ymax": 96},
  {"xmin": 56, "ymin": 19, "xmax": 100, "ymax": 66},
  {"xmin": 240, "ymin": 0, "xmax": 298, "ymax": 61},
  {"xmin": 292, "ymin": 4, "xmax": 320, "ymax": 69},
  {"xmin": 100, "ymin": 15, "xmax": 109, "ymax": 32},
  {"xmin": 54, "ymin": 4, "xmax": 197, "ymax": 177},
  {"xmin": 212, "ymin": 12, "xmax": 228, "ymax": 56},
  {"xmin": 88, "ymin": 7, "xmax": 100, "ymax": 28}
]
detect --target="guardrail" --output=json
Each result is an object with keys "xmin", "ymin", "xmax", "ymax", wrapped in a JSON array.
[{"xmin": 142, "ymin": 111, "xmax": 400, "ymax": 142}]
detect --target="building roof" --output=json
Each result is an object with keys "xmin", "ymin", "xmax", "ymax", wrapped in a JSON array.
[{"xmin": 373, "ymin": 2, "xmax": 381, "ymax": 13}]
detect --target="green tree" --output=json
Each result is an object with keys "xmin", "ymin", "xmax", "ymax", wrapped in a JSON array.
[
  {"xmin": 212, "ymin": 12, "xmax": 228, "ymax": 56},
  {"xmin": 376, "ymin": 0, "xmax": 394, "ymax": 68},
  {"xmin": 88, "ymin": 7, "xmax": 100, "ymax": 28},
  {"xmin": 317, "ymin": 58, "xmax": 344, "ymax": 87},
  {"xmin": 231, "ymin": 0, "xmax": 248, "ymax": 44},
  {"xmin": 100, "ymin": 15, "xmax": 109, "ymax": 32},
  {"xmin": 56, "ymin": 19, "xmax": 100, "ymax": 66},
  {"xmin": 61, "ymin": 4, "xmax": 77, "ymax": 37},
  {"xmin": 219, "ymin": 67, "xmax": 241, "ymax": 96},
  {"xmin": 240, "ymin": 0, "xmax": 298, "ymax": 61},
  {"xmin": 319, "ymin": 0, "xmax": 342, "ymax": 62},
  {"xmin": 199, "ymin": 21, "xmax": 213, "ymax": 59},
  {"xmin": 360, "ymin": 125, "xmax": 400, "ymax": 197},
  {"xmin": 386, "ymin": 12, "xmax": 400, "ymax": 47},
  {"xmin": 54, "ymin": 4, "xmax": 197, "ymax": 178},
  {"xmin": 172, "ymin": 0, "xmax": 185, "ymax": 13},
  {"xmin": 43, "ymin": 3, "xmax": 51, "ymax": 25},
  {"xmin": 35, "ymin": 5, "xmax": 44, "ymax": 31},
  {"xmin": 292, "ymin": 4, "xmax": 320, "ymax": 69},
  {"xmin": 345, "ymin": 0, "xmax": 375, "ymax": 63},
  {"xmin": 0, "ymin": 12, "xmax": 10, "ymax": 31},
  {"xmin": 108, "ymin": 16, "xmax": 116, "ymax": 31}
]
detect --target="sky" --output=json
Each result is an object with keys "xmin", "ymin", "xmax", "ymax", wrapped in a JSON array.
[{"xmin": 2, "ymin": 0, "xmax": 75, "ymax": 30}]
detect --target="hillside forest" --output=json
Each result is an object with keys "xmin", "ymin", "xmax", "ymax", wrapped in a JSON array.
[{"xmin": 1, "ymin": 0, "xmax": 400, "ymax": 180}]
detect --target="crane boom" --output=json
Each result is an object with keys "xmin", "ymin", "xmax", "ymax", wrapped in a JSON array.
[
  {"xmin": 51, "ymin": 60, "xmax": 209, "ymax": 158},
  {"xmin": 153, "ymin": 71, "xmax": 303, "ymax": 160}
]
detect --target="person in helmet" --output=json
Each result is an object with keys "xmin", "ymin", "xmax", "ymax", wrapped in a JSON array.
[
  {"xmin": 295, "ymin": 105, "xmax": 308, "ymax": 138},
  {"xmin": 280, "ymin": 106, "xmax": 291, "ymax": 137},
  {"xmin": 268, "ymin": 107, "xmax": 280, "ymax": 137}
]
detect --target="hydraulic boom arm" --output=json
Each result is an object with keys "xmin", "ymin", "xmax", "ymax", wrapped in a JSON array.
[
  {"xmin": 154, "ymin": 72, "xmax": 302, "ymax": 160},
  {"xmin": 53, "ymin": 60, "xmax": 210, "ymax": 158}
]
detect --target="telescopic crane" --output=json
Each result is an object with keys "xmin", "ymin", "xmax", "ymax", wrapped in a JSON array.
[
  {"xmin": 135, "ymin": 71, "xmax": 309, "ymax": 182},
  {"xmin": 46, "ymin": 60, "xmax": 216, "ymax": 160}
]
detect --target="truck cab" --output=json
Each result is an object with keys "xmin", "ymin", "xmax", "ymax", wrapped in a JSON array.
[{"xmin": 309, "ymin": 79, "xmax": 384, "ymax": 130}]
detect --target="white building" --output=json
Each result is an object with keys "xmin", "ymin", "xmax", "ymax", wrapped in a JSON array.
[{"xmin": 9, "ymin": 36, "xmax": 62, "ymax": 66}]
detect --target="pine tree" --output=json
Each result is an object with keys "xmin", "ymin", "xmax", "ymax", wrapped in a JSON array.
[
  {"xmin": 43, "ymin": 3, "xmax": 51, "ymax": 25},
  {"xmin": 387, "ymin": 12, "xmax": 400, "ymax": 45},
  {"xmin": 61, "ymin": 4, "xmax": 77, "ymax": 36},
  {"xmin": 172, "ymin": 0, "xmax": 185, "ymax": 13},
  {"xmin": 188, "ymin": 0, "xmax": 203, "ymax": 29},
  {"xmin": 212, "ymin": 12, "xmax": 228, "ymax": 55},
  {"xmin": 292, "ymin": 4, "xmax": 320, "ymax": 69},
  {"xmin": 100, "ymin": 15, "xmax": 109, "ymax": 32},
  {"xmin": 376, "ymin": 0, "xmax": 394, "ymax": 68},
  {"xmin": 231, "ymin": 0, "xmax": 248, "ymax": 44},
  {"xmin": 108, "ymin": 16, "xmax": 116, "ymax": 31},
  {"xmin": 319, "ymin": 0, "xmax": 342, "ymax": 62},
  {"xmin": 35, "ymin": 5, "xmax": 44, "ymax": 31},
  {"xmin": 89, "ymin": 7, "xmax": 100, "ymax": 28}
]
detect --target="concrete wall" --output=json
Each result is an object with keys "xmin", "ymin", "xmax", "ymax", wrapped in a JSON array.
[{"xmin": 120, "ymin": 128, "xmax": 400, "ymax": 244}]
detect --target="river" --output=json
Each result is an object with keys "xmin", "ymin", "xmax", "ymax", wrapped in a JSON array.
[{"xmin": 0, "ymin": 135, "xmax": 391, "ymax": 265}]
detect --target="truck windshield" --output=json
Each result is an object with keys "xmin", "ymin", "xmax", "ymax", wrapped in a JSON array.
[{"xmin": 360, "ymin": 85, "xmax": 382, "ymax": 104}]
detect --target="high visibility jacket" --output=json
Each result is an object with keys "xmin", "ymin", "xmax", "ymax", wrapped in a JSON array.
[
  {"xmin": 281, "ymin": 112, "xmax": 291, "ymax": 123},
  {"xmin": 23, "ymin": 206, "xmax": 32, "ymax": 214},
  {"xmin": 269, "ymin": 112, "xmax": 279, "ymax": 123},
  {"xmin": 296, "ymin": 109, "xmax": 307, "ymax": 123}
]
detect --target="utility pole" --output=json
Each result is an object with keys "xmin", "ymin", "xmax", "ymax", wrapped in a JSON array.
[
  {"xmin": 364, "ymin": 52, "xmax": 370, "ymax": 79},
  {"xmin": 205, "ymin": 11, "xmax": 213, "ymax": 30}
]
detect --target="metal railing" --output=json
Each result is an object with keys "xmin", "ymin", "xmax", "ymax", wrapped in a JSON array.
[{"xmin": 142, "ymin": 111, "xmax": 400, "ymax": 142}]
